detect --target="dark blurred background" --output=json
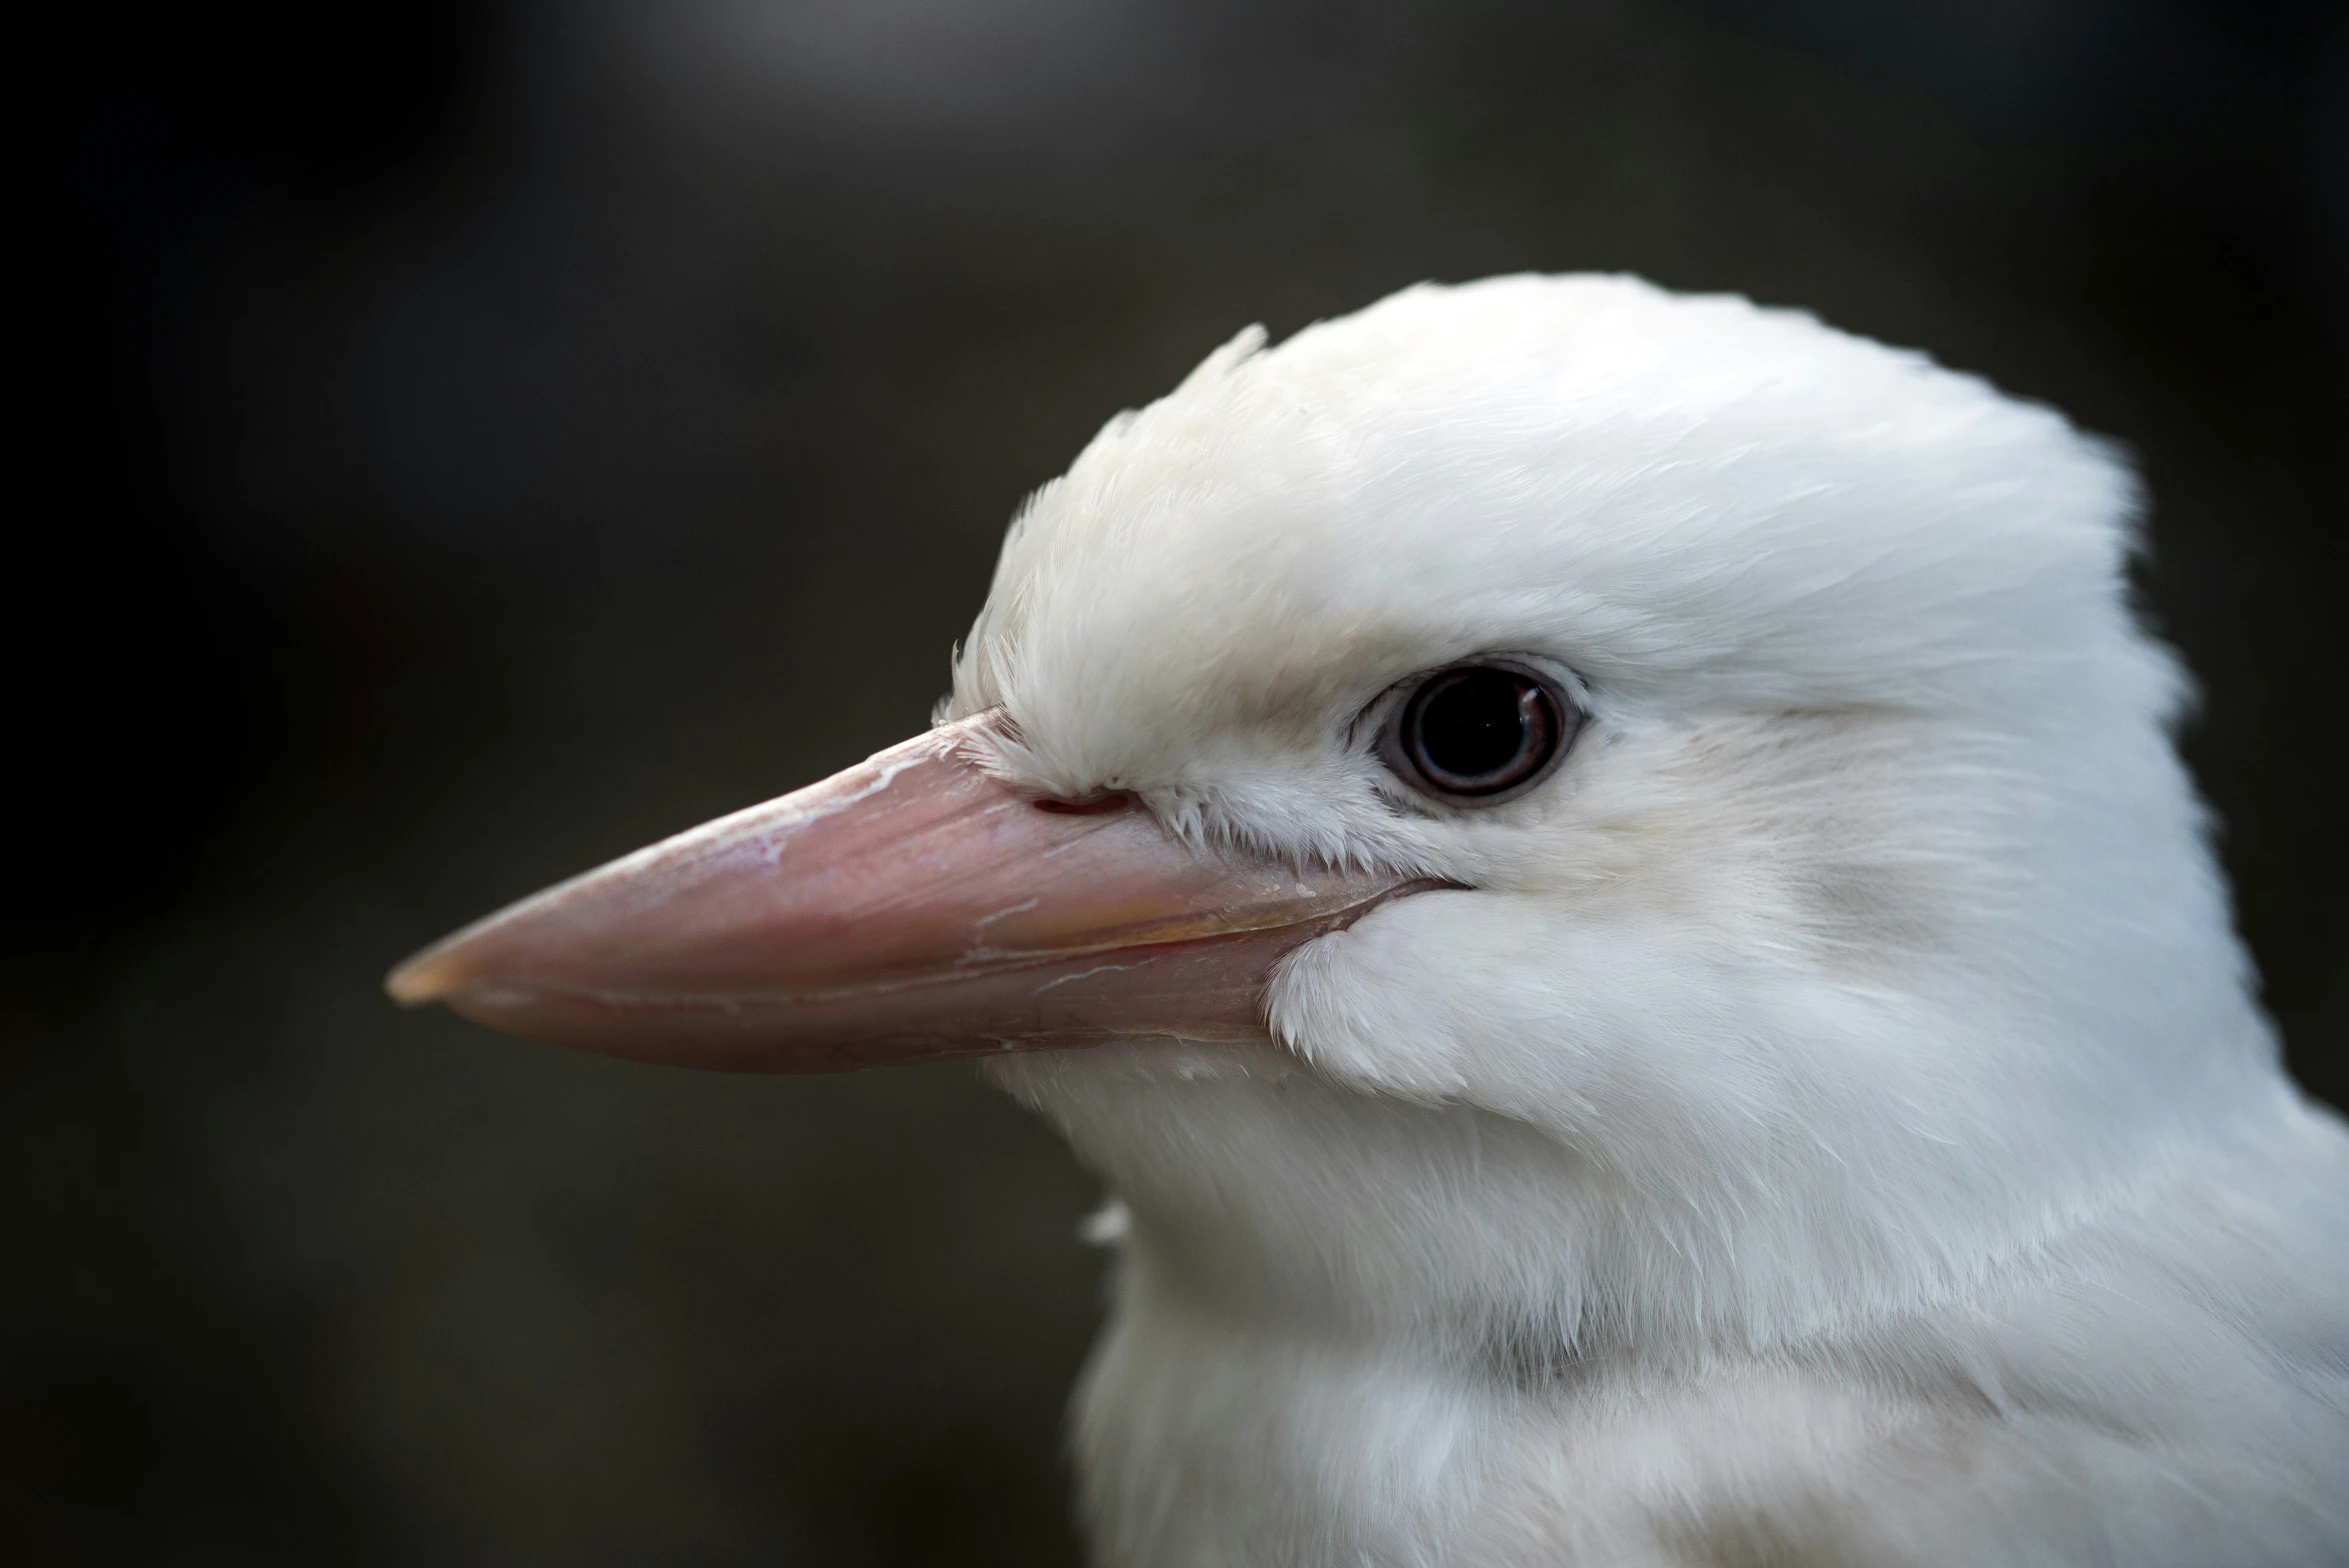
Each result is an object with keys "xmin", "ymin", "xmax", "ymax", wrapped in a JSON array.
[{"xmin": 12, "ymin": 0, "xmax": 2345, "ymax": 1562}]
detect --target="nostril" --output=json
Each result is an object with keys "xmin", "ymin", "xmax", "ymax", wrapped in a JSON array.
[{"xmin": 1032, "ymin": 789, "xmax": 1136, "ymax": 815}]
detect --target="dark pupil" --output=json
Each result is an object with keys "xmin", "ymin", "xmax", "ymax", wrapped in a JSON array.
[{"xmin": 1411, "ymin": 670, "xmax": 1537, "ymax": 786}]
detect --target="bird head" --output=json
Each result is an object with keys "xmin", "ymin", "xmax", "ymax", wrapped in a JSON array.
[{"xmin": 391, "ymin": 275, "xmax": 2278, "ymax": 1349}]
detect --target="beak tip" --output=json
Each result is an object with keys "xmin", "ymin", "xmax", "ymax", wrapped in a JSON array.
[{"xmin": 385, "ymin": 951, "xmax": 455, "ymax": 1008}]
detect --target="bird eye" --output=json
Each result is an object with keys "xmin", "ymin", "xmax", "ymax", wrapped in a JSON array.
[{"xmin": 1379, "ymin": 662, "xmax": 1578, "ymax": 804}]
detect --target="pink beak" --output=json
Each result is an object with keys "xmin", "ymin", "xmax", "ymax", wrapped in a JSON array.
[{"xmin": 386, "ymin": 716, "xmax": 1426, "ymax": 1073}]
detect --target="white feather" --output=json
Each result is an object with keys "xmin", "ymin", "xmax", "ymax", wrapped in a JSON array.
[{"xmin": 941, "ymin": 275, "xmax": 2344, "ymax": 1566}]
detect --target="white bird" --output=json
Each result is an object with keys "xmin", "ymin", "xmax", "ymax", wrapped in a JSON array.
[{"xmin": 390, "ymin": 274, "xmax": 2349, "ymax": 1567}]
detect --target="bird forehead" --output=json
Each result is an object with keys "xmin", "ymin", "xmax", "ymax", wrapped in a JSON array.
[{"xmin": 952, "ymin": 275, "xmax": 2137, "ymax": 779}]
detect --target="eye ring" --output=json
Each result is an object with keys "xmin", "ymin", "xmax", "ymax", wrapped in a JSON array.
[{"xmin": 1375, "ymin": 660, "xmax": 1581, "ymax": 805}]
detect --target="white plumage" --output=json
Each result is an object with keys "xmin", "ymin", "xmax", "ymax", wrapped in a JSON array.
[
  {"xmin": 953, "ymin": 275, "xmax": 2349, "ymax": 1566},
  {"xmin": 397, "ymin": 273, "xmax": 2349, "ymax": 1565}
]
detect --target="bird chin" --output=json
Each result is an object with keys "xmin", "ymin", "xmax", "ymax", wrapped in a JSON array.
[{"xmin": 984, "ymin": 1034, "xmax": 1307, "ymax": 1092}]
